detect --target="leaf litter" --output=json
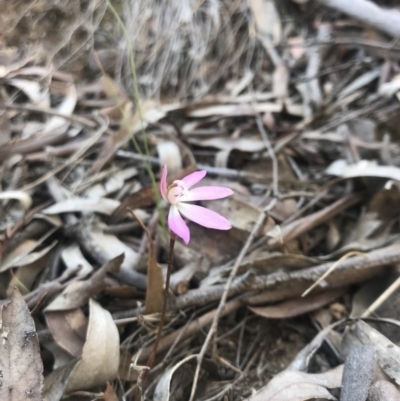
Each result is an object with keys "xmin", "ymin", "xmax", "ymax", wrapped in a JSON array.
[{"xmin": 3, "ymin": 0, "xmax": 400, "ymax": 400}]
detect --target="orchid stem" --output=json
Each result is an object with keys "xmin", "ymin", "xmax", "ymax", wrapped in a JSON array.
[{"xmin": 146, "ymin": 231, "xmax": 176, "ymax": 368}]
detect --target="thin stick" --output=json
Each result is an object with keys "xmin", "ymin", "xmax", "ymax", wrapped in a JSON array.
[
  {"xmin": 188, "ymin": 116, "xmax": 279, "ymax": 401},
  {"xmin": 188, "ymin": 202, "xmax": 276, "ymax": 401},
  {"xmin": 302, "ymin": 251, "xmax": 368, "ymax": 297},
  {"xmin": 361, "ymin": 274, "xmax": 400, "ymax": 318},
  {"xmin": 146, "ymin": 231, "xmax": 176, "ymax": 368}
]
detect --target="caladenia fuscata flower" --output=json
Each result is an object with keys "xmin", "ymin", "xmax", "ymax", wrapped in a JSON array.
[{"xmin": 160, "ymin": 164, "xmax": 233, "ymax": 244}]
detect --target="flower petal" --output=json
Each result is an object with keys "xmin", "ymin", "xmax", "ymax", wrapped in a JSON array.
[
  {"xmin": 160, "ymin": 164, "xmax": 168, "ymax": 201},
  {"xmin": 177, "ymin": 203, "xmax": 231, "ymax": 230},
  {"xmin": 168, "ymin": 205, "xmax": 190, "ymax": 244},
  {"xmin": 180, "ymin": 186, "xmax": 233, "ymax": 202},
  {"xmin": 181, "ymin": 170, "xmax": 207, "ymax": 188}
]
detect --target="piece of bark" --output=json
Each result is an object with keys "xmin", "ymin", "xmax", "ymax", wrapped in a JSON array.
[{"xmin": 340, "ymin": 345, "xmax": 377, "ymax": 401}]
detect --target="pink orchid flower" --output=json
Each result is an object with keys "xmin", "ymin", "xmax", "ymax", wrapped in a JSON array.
[{"xmin": 160, "ymin": 165, "xmax": 233, "ymax": 244}]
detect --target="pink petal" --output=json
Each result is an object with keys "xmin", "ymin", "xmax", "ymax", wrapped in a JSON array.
[
  {"xmin": 181, "ymin": 170, "xmax": 207, "ymax": 188},
  {"xmin": 168, "ymin": 205, "xmax": 190, "ymax": 244},
  {"xmin": 177, "ymin": 203, "xmax": 231, "ymax": 230},
  {"xmin": 160, "ymin": 164, "xmax": 168, "ymax": 201},
  {"xmin": 180, "ymin": 186, "xmax": 233, "ymax": 202}
]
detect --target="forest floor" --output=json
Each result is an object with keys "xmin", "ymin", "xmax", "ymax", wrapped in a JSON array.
[{"xmin": 2, "ymin": 0, "xmax": 400, "ymax": 400}]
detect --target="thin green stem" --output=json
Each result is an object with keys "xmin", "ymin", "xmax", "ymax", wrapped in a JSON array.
[{"xmin": 106, "ymin": 1, "xmax": 167, "ymax": 237}]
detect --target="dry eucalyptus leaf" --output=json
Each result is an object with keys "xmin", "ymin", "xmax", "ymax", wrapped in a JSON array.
[
  {"xmin": 44, "ymin": 82, "xmax": 77, "ymax": 134},
  {"xmin": 369, "ymin": 380, "xmax": 400, "ymax": 401},
  {"xmin": 140, "ymin": 221, "xmax": 164, "ymax": 315},
  {"xmin": 247, "ymin": 0, "xmax": 282, "ymax": 45},
  {"xmin": 90, "ymin": 231, "xmax": 138, "ymax": 271},
  {"xmin": 273, "ymin": 63, "xmax": 289, "ymax": 101},
  {"xmin": 42, "ymin": 360, "xmax": 78, "ymax": 401},
  {"xmin": 66, "ymin": 299, "xmax": 120, "ymax": 392},
  {"xmin": 43, "ymin": 197, "xmax": 120, "ymax": 216},
  {"xmin": 187, "ymin": 102, "xmax": 282, "ymax": 118},
  {"xmin": 61, "ymin": 244, "xmax": 94, "ymax": 279},
  {"xmin": 46, "ymin": 308, "xmax": 88, "ymax": 357},
  {"xmin": 153, "ymin": 355, "xmax": 197, "ymax": 401},
  {"xmin": 204, "ymin": 197, "xmax": 274, "ymax": 234},
  {"xmin": 326, "ymin": 160, "xmax": 400, "ymax": 182},
  {"xmin": 244, "ymin": 365, "xmax": 343, "ymax": 401},
  {"xmin": 248, "ymin": 288, "xmax": 346, "ymax": 318},
  {"xmin": 6, "ymin": 78, "xmax": 50, "ymax": 108},
  {"xmin": 339, "ymin": 69, "xmax": 380, "ymax": 99},
  {"xmin": 157, "ymin": 141, "xmax": 183, "ymax": 174},
  {"xmin": 2, "ymin": 240, "xmax": 57, "ymax": 270},
  {"xmin": 0, "ymin": 190, "xmax": 32, "ymax": 210},
  {"xmin": 8, "ymin": 250, "xmax": 53, "ymax": 292},
  {"xmin": 0, "ymin": 287, "xmax": 43, "ymax": 400},
  {"xmin": 103, "ymin": 382, "xmax": 120, "ymax": 401},
  {"xmin": 45, "ymin": 254, "xmax": 124, "ymax": 312},
  {"xmin": 190, "ymin": 136, "xmax": 265, "ymax": 152}
]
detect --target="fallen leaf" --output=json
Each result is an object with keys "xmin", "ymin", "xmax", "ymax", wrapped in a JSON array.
[
  {"xmin": 247, "ymin": 0, "xmax": 281, "ymax": 45},
  {"xmin": 61, "ymin": 244, "xmax": 94, "ymax": 279},
  {"xmin": 244, "ymin": 365, "xmax": 343, "ymax": 401},
  {"xmin": 157, "ymin": 141, "xmax": 183, "ymax": 174},
  {"xmin": 46, "ymin": 308, "xmax": 88, "ymax": 357},
  {"xmin": 0, "ymin": 190, "xmax": 32, "ymax": 210},
  {"xmin": 90, "ymin": 231, "xmax": 138, "ymax": 271},
  {"xmin": 3, "ymin": 240, "xmax": 57, "ymax": 269},
  {"xmin": 43, "ymin": 197, "xmax": 120, "ymax": 216},
  {"xmin": 43, "ymin": 82, "xmax": 77, "ymax": 134},
  {"xmin": 7, "ymin": 78, "xmax": 50, "ymax": 108},
  {"xmin": 66, "ymin": 299, "xmax": 120, "ymax": 392},
  {"xmin": 0, "ymin": 229, "xmax": 58, "ymax": 272},
  {"xmin": 339, "ymin": 69, "xmax": 380, "ymax": 99},
  {"xmin": 204, "ymin": 197, "xmax": 273, "ymax": 234},
  {"xmin": 109, "ymin": 186, "xmax": 155, "ymax": 223},
  {"xmin": 273, "ymin": 63, "xmax": 289, "ymax": 101},
  {"xmin": 369, "ymin": 380, "xmax": 400, "ymax": 401},
  {"xmin": 153, "ymin": 355, "xmax": 197, "ymax": 401},
  {"xmin": 248, "ymin": 288, "xmax": 346, "ymax": 318},
  {"xmin": 0, "ymin": 288, "xmax": 43, "ymax": 400},
  {"xmin": 326, "ymin": 160, "xmax": 400, "ymax": 182},
  {"xmin": 129, "ymin": 210, "xmax": 163, "ymax": 315},
  {"xmin": 186, "ymin": 102, "xmax": 282, "ymax": 118},
  {"xmin": 42, "ymin": 360, "xmax": 78, "ymax": 401},
  {"xmin": 45, "ymin": 254, "xmax": 124, "ymax": 311},
  {"xmin": 103, "ymin": 382, "xmax": 119, "ymax": 401}
]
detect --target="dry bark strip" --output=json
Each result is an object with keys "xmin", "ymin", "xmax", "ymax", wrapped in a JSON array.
[
  {"xmin": 118, "ymin": 244, "xmax": 400, "ymax": 373},
  {"xmin": 172, "ymin": 244, "xmax": 400, "ymax": 310}
]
